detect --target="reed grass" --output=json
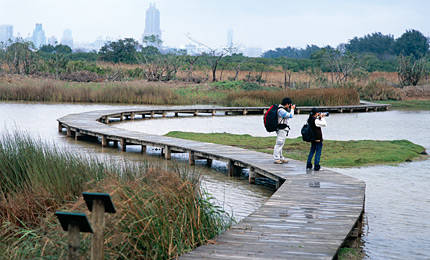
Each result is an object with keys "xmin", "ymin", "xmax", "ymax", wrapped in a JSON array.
[
  {"xmin": 0, "ymin": 132, "xmax": 231, "ymax": 259},
  {"xmin": 0, "ymin": 76, "xmax": 361, "ymax": 106},
  {"xmin": 225, "ymin": 88, "xmax": 360, "ymax": 106}
]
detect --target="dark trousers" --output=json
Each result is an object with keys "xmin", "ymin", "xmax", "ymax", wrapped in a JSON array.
[{"xmin": 307, "ymin": 141, "xmax": 323, "ymax": 166}]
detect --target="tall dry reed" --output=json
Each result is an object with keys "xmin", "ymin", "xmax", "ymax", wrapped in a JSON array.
[{"xmin": 0, "ymin": 132, "xmax": 231, "ymax": 259}]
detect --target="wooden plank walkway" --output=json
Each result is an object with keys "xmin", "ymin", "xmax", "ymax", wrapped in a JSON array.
[{"xmin": 57, "ymin": 105, "xmax": 374, "ymax": 259}]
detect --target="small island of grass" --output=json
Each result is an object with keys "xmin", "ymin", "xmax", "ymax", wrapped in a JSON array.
[{"xmin": 165, "ymin": 132, "xmax": 426, "ymax": 168}]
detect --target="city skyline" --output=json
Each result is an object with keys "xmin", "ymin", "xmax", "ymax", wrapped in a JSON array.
[{"xmin": 0, "ymin": 0, "xmax": 429, "ymax": 51}]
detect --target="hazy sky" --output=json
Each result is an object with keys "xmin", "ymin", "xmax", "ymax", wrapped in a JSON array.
[{"xmin": 1, "ymin": 0, "xmax": 429, "ymax": 50}]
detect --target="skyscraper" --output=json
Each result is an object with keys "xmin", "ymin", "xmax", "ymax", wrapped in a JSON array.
[
  {"xmin": 61, "ymin": 29, "xmax": 73, "ymax": 48},
  {"xmin": 143, "ymin": 3, "xmax": 161, "ymax": 47},
  {"xmin": 227, "ymin": 29, "xmax": 233, "ymax": 49},
  {"xmin": 0, "ymin": 25, "xmax": 13, "ymax": 44},
  {"xmin": 32, "ymin": 23, "xmax": 46, "ymax": 48}
]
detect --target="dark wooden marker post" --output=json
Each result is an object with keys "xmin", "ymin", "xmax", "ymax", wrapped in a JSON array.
[
  {"xmin": 82, "ymin": 192, "xmax": 116, "ymax": 260},
  {"xmin": 55, "ymin": 212, "xmax": 93, "ymax": 260}
]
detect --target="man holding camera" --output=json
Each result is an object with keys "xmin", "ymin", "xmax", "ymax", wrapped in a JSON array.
[
  {"xmin": 273, "ymin": 97, "xmax": 295, "ymax": 164},
  {"xmin": 306, "ymin": 108, "xmax": 328, "ymax": 171}
]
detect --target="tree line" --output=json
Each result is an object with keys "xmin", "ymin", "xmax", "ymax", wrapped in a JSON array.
[{"xmin": 0, "ymin": 29, "xmax": 429, "ymax": 86}]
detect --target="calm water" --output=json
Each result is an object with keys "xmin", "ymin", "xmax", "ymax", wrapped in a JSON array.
[
  {"xmin": 118, "ymin": 110, "xmax": 430, "ymax": 260},
  {"xmin": 0, "ymin": 102, "xmax": 272, "ymax": 222}
]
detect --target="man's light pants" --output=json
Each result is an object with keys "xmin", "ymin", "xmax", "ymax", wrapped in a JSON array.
[{"xmin": 273, "ymin": 129, "xmax": 288, "ymax": 160}]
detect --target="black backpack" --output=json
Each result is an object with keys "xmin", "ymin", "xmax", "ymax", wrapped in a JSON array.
[
  {"xmin": 263, "ymin": 104, "xmax": 279, "ymax": 132},
  {"xmin": 301, "ymin": 123, "xmax": 314, "ymax": 142}
]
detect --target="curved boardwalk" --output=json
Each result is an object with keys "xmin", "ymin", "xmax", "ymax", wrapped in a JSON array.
[{"xmin": 57, "ymin": 104, "xmax": 384, "ymax": 259}]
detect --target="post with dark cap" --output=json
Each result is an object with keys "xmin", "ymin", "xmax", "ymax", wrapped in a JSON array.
[
  {"xmin": 82, "ymin": 192, "xmax": 116, "ymax": 260},
  {"xmin": 55, "ymin": 212, "xmax": 93, "ymax": 260}
]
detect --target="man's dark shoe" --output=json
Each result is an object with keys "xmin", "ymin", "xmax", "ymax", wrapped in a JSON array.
[
  {"xmin": 314, "ymin": 165, "xmax": 321, "ymax": 171},
  {"xmin": 306, "ymin": 163, "xmax": 312, "ymax": 169}
]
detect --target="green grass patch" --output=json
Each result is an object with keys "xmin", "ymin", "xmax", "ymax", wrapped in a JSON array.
[
  {"xmin": 375, "ymin": 100, "xmax": 430, "ymax": 110},
  {"xmin": 165, "ymin": 131, "xmax": 426, "ymax": 167},
  {"xmin": 338, "ymin": 247, "xmax": 363, "ymax": 260}
]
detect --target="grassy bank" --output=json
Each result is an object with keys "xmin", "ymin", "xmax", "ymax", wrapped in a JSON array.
[
  {"xmin": 375, "ymin": 100, "xmax": 430, "ymax": 110},
  {"xmin": 0, "ymin": 132, "xmax": 231, "ymax": 259},
  {"xmin": 0, "ymin": 76, "xmax": 360, "ymax": 106},
  {"xmin": 165, "ymin": 132, "xmax": 426, "ymax": 167}
]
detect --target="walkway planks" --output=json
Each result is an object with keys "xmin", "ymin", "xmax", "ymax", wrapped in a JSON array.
[{"xmin": 57, "ymin": 105, "xmax": 371, "ymax": 259}]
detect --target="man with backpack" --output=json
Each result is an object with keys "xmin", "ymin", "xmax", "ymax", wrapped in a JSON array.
[{"xmin": 273, "ymin": 97, "xmax": 295, "ymax": 164}]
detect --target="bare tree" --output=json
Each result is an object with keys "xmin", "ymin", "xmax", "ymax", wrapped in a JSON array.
[
  {"xmin": 323, "ymin": 49, "xmax": 360, "ymax": 85},
  {"xmin": 397, "ymin": 55, "xmax": 426, "ymax": 86},
  {"xmin": 183, "ymin": 55, "xmax": 200, "ymax": 82},
  {"xmin": 185, "ymin": 34, "xmax": 230, "ymax": 82}
]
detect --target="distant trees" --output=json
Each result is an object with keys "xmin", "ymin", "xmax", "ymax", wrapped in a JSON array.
[
  {"xmin": 263, "ymin": 45, "xmax": 321, "ymax": 59},
  {"xmin": 99, "ymin": 38, "xmax": 140, "ymax": 63},
  {"xmin": 394, "ymin": 30, "xmax": 429, "ymax": 59},
  {"xmin": 345, "ymin": 32, "xmax": 395, "ymax": 59}
]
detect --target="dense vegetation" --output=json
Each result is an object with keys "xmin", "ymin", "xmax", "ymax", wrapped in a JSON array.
[
  {"xmin": 0, "ymin": 132, "xmax": 231, "ymax": 259},
  {"xmin": 165, "ymin": 132, "xmax": 426, "ymax": 168}
]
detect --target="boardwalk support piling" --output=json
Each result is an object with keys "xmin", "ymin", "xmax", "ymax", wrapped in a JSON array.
[
  {"xmin": 58, "ymin": 122, "xmax": 63, "ymax": 133},
  {"xmin": 141, "ymin": 145, "xmax": 146, "ymax": 154},
  {"xmin": 188, "ymin": 151, "xmax": 195, "ymax": 165},
  {"xmin": 120, "ymin": 138, "xmax": 126, "ymax": 151},
  {"xmin": 101, "ymin": 136, "xmax": 107, "ymax": 147},
  {"xmin": 164, "ymin": 146, "xmax": 171, "ymax": 160},
  {"xmin": 206, "ymin": 158, "xmax": 213, "ymax": 167},
  {"xmin": 249, "ymin": 167, "xmax": 256, "ymax": 184}
]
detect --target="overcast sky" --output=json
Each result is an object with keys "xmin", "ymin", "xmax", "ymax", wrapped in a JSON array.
[{"xmin": 1, "ymin": 0, "xmax": 429, "ymax": 50}]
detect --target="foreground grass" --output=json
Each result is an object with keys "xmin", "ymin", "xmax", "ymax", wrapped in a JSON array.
[
  {"xmin": 0, "ymin": 132, "xmax": 231, "ymax": 259},
  {"xmin": 375, "ymin": 100, "xmax": 430, "ymax": 110},
  {"xmin": 165, "ymin": 132, "xmax": 426, "ymax": 167}
]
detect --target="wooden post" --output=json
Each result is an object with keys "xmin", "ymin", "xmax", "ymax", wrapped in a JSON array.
[
  {"xmin": 227, "ymin": 160, "xmax": 234, "ymax": 177},
  {"xmin": 194, "ymin": 110, "xmax": 199, "ymax": 116},
  {"xmin": 58, "ymin": 122, "xmax": 63, "ymax": 133},
  {"xmin": 113, "ymin": 140, "xmax": 118, "ymax": 148},
  {"xmin": 296, "ymin": 109, "xmax": 300, "ymax": 114},
  {"xmin": 164, "ymin": 146, "xmax": 171, "ymax": 160},
  {"xmin": 119, "ymin": 113, "xmax": 124, "ymax": 121},
  {"xmin": 130, "ymin": 112, "xmax": 135, "ymax": 120},
  {"xmin": 91, "ymin": 200, "xmax": 105, "ymax": 260},
  {"xmin": 151, "ymin": 111, "xmax": 155, "ymax": 117},
  {"xmin": 141, "ymin": 145, "xmax": 146, "ymax": 154},
  {"xmin": 105, "ymin": 117, "xmax": 110, "ymax": 124},
  {"xmin": 249, "ymin": 167, "xmax": 256, "ymax": 184},
  {"xmin": 120, "ymin": 138, "xmax": 126, "ymax": 151},
  {"xmin": 263, "ymin": 109, "xmax": 267, "ymax": 114},
  {"xmin": 243, "ymin": 109, "xmax": 248, "ymax": 115},
  {"xmin": 74, "ymin": 131, "xmax": 80, "ymax": 141},
  {"xmin": 206, "ymin": 158, "xmax": 213, "ymax": 167},
  {"xmin": 175, "ymin": 112, "xmax": 179, "ymax": 117},
  {"xmin": 66, "ymin": 127, "xmax": 72, "ymax": 137},
  {"xmin": 225, "ymin": 111, "xmax": 229, "ymax": 115},
  {"xmin": 188, "ymin": 151, "xmax": 195, "ymax": 165},
  {"xmin": 162, "ymin": 112, "xmax": 166, "ymax": 117},
  {"xmin": 101, "ymin": 136, "xmax": 107, "ymax": 147},
  {"xmin": 211, "ymin": 110, "xmax": 216, "ymax": 116},
  {"xmin": 68, "ymin": 224, "xmax": 80, "ymax": 260}
]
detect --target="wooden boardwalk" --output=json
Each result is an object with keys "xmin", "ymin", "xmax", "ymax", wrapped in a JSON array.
[{"xmin": 57, "ymin": 104, "xmax": 377, "ymax": 259}]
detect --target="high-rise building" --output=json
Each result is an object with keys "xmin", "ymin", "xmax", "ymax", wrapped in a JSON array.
[
  {"xmin": 31, "ymin": 23, "xmax": 46, "ymax": 48},
  {"xmin": 143, "ymin": 3, "xmax": 162, "ymax": 47},
  {"xmin": 0, "ymin": 24, "xmax": 13, "ymax": 44},
  {"xmin": 227, "ymin": 29, "xmax": 233, "ymax": 49},
  {"xmin": 61, "ymin": 29, "xmax": 73, "ymax": 48}
]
